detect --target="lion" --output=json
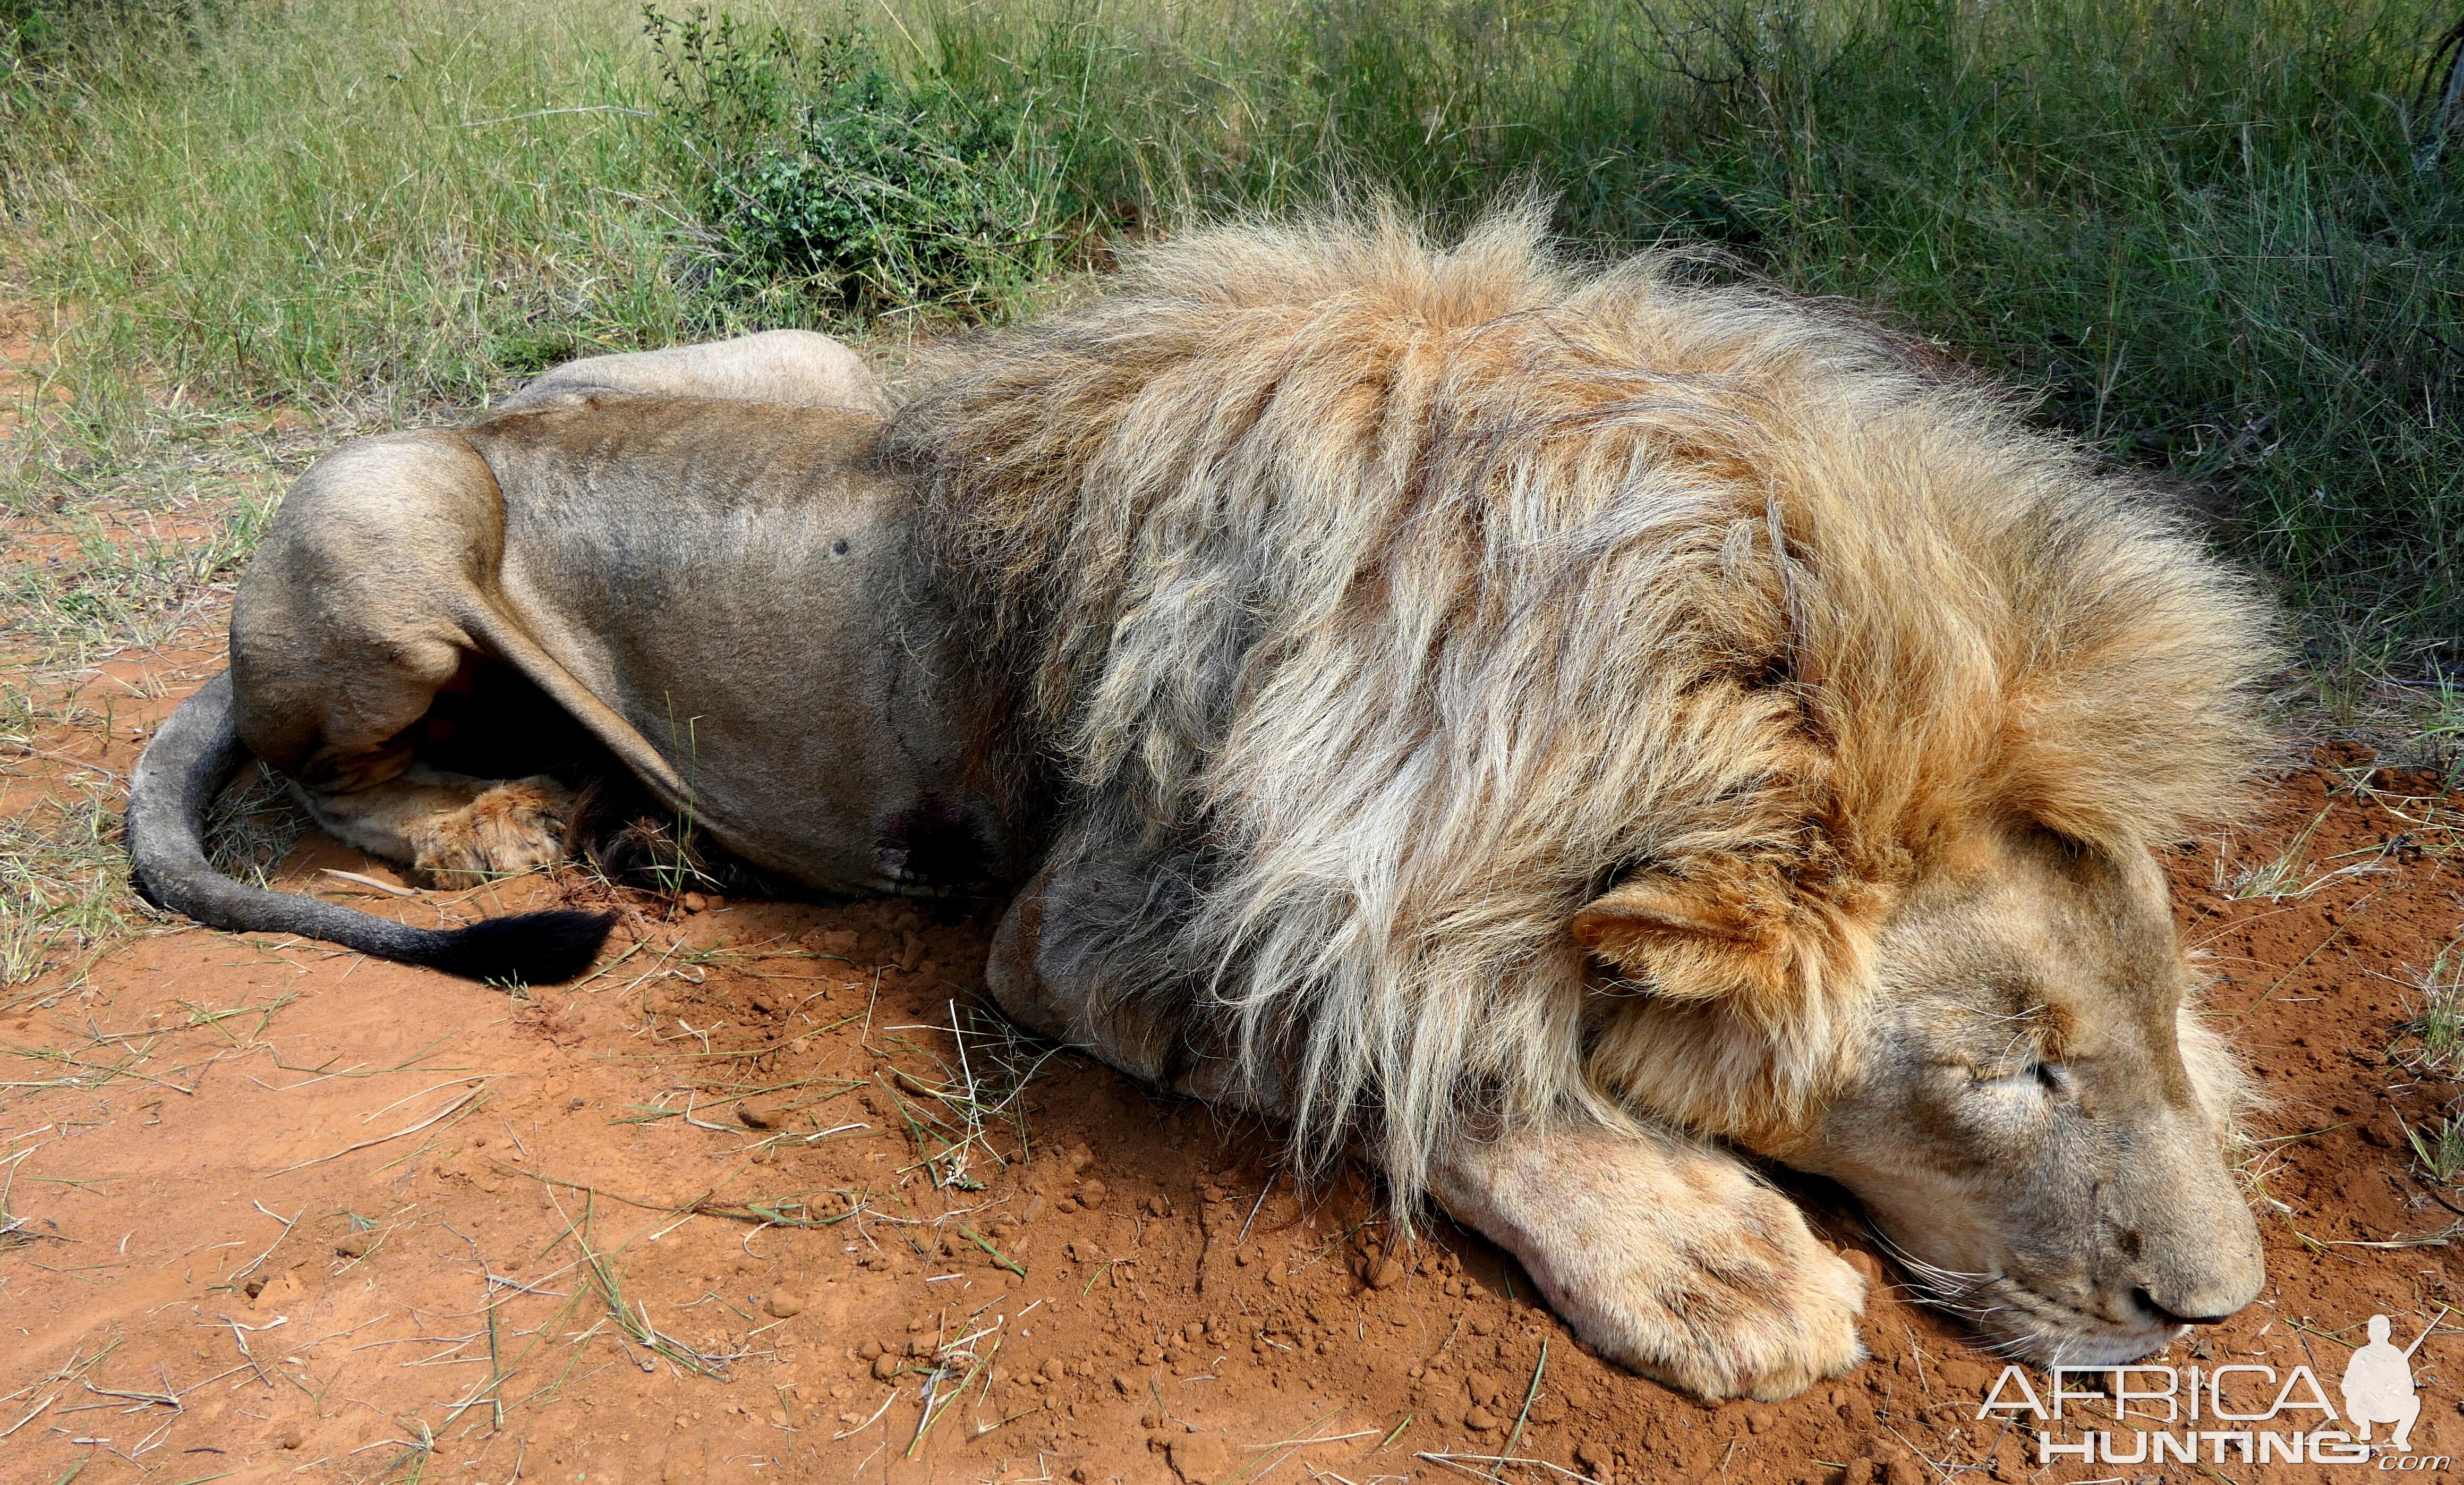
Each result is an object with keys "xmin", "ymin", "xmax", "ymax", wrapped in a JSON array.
[
  {"xmin": 884, "ymin": 204, "xmax": 2277, "ymax": 1397},
  {"xmin": 130, "ymin": 208, "xmax": 2277, "ymax": 1402},
  {"xmin": 129, "ymin": 329, "xmax": 1019, "ymax": 982}
]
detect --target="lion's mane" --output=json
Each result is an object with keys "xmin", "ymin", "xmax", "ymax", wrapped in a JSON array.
[{"xmin": 885, "ymin": 203, "xmax": 2275, "ymax": 1200}]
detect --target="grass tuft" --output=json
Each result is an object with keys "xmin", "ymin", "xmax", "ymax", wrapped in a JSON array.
[
  {"xmin": 2399, "ymin": 936, "xmax": 2464, "ymax": 1076},
  {"xmin": 2410, "ymin": 1113, "xmax": 2464, "ymax": 1186},
  {"xmin": 203, "ymin": 762, "xmax": 309, "ymax": 890},
  {"xmin": 0, "ymin": 783, "xmax": 128, "ymax": 992}
]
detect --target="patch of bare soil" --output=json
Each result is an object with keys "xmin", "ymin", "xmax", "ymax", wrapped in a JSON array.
[{"xmin": 5, "ymin": 648, "xmax": 2464, "ymax": 1485}]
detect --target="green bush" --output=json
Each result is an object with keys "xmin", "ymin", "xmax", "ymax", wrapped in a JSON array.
[{"xmin": 646, "ymin": 4, "xmax": 1072, "ymax": 317}]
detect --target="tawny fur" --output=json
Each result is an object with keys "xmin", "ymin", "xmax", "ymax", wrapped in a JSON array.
[{"xmin": 887, "ymin": 202, "xmax": 2276, "ymax": 1202}]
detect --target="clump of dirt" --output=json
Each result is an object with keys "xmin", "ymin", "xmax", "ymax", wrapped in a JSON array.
[{"xmin": 4, "ymin": 666, "xmax": 2462, "ymax": 1484}]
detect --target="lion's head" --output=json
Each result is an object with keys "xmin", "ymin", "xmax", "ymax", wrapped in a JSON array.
[
  {"xmin": 1581, "ymin": 820, "xmax": 2265, "ymax": 1365},
  {"xmin": 889, "ymin": 201, "xmax": 2279, "ymax": 1369}
]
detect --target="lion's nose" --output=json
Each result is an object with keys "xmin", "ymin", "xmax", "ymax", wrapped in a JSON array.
[
  {"xmin": 2129, "ymin": 1209, "xmax": 2264, "ymax": 1328},
  {"xmin": 2122, "ymin": 1105, "xmax": 2267, "ymax": 1329},
  {"xmin": 2133, "ymin": 1287, "xmax": 2236, "ymax": 1327}
]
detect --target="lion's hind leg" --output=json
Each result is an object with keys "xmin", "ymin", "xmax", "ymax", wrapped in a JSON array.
[
  {"xmin": 296, "ymin": 767, "xmax": 578, "ymax": 888},
  {"xmin": 233, "ymin": 428, "xmax": 594, "ymax": 890},
  {"xmin": 1429, "ymin": 1116, "xmax": 1868, "ymax": 1401}
]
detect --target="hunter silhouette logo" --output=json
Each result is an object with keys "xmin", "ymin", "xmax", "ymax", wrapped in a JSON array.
[
  {"xmin": 2343, "ymin": 1313, "xmax": 2433, "ymax": 1452},
  {"xmin": 1976, "ymin": 1306, "xmax": 2450, "ymax": 1469}
]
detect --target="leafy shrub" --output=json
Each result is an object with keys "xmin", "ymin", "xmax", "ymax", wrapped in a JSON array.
[{"xmin": 645, "ymin": 4, "xmax": 1071, "ymax": 317}]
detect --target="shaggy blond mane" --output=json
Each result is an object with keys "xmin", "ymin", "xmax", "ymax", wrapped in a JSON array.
[{"xmin": 886, "ymin": 203, "xmax": 2274, "ymax": 1201}]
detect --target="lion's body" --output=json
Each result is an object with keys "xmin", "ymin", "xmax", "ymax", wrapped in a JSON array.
[
  {"xmin": 136, "ymin": 234, "xmax": 2280, "ymax": 1399},
  {"xmin": 232, "ymin": 396, "xmax": 1003, "ymax": 895}
]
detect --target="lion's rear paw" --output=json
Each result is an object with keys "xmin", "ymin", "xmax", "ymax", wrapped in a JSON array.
[{"xmin": 409, "ymin": 776, "xmax": 575, "ymax": 885}]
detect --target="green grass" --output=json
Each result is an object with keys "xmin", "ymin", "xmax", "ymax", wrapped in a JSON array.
[
  {"xmin": 2401, "ymin": 936, "xmax": 2464, "ymax": 1075},
  {"xmin": 2, "ymin": 0, "xmax": 711, "ymax": 414},
  {"xmin": 2411, "ymin": 1110, "xmax": 2464, "ymax": 1186},
  {"xmin": 3, "ymin": 0, "xmax": 2461, "ymax": 655},
  {"xmin": 2, "ymin": 479, "xmax": 278, "ymax": 658},
  {"xmin": 0, "ymin": 782, "xmax": 124, "ymax": 992},
  {"xmin": 0, "ymin": 397, "xmax": 309, "ymax": 990},
  {"xmin": 862, "ymin": 0, "xmax": 2464, "ymax": 659}
]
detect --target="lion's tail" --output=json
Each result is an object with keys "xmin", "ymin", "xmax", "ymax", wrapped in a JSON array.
[{"xmin": 127, "ymin": 672, "xmax": 618, "ymax": 983}]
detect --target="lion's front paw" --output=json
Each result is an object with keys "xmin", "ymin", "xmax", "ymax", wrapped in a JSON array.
[
  {"xmin": 409, "ymin": 776, "xmax": 575, "ymax": 884},
  {"xmin": 1433, "ymin": 1124, "xmax": 1868, "ymax": 1402},
  {"xmin": 1615, "ymin": 1209, "xmax": 1869, "ymax": 1401}
]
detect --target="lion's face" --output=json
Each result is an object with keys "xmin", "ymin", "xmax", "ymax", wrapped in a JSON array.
[{"xmin": 1769, "ymin": 826, "xmax": 2266, "ymax": 1364}]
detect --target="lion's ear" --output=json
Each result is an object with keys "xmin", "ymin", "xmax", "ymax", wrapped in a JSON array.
[
  {"xmin": 1571, "ymin": 869, "xmax": 1801, "ymax": 1007},
  {"xmin": 1572, "ymin": 876, "xmax": 1759, "ymax": 950},
  {"xmin": 1576, "ymin": 871, "xmax": 1774, "ymax": 951}
]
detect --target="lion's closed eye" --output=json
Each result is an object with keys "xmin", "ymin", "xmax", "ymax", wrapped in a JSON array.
[{"xmin": 1969, "ymin": 1060, "xmax": 2068, "ymax": 1096}]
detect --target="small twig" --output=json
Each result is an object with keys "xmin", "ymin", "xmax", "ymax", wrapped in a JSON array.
[
  {"xmin": 1238, "ymin": 1179, "xmax": 1275, "ymax": 1243},
  {"xmin": 832, "ymin": 1388, "xmax": 898, "ymax": 1441},
  {"xmin": 485, "ymin": 1298, "xmax": 506, "ymax": 1429},
  {"xmin": 0, "ymin": 1393, "xmax": 58, "ymax": 1440},
  {"xmin": 1417, "ymin": 1452, "xmax": 1601, "ymax": 1484},
  {"xmin": 83, "ymin": 1378, "xmax": 180, "ymax": 1410},
  {"xmin": 228, "ymin": 1204, "xmax": 301, "ymax": 1284},
  {"xmin": 212, "ymin": 1315, "xmax": 279, "ymax": 1386},
  {"xmin": 319, "ymin": 868, "xmax": 419, "ymax": 898}
]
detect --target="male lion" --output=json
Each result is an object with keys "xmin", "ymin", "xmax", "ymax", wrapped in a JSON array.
[
  {"xmin": 886, "ymin": 205, "xmax": 2275, "ymax": 1397},
  {"xmin": 133, "ymin": 210, "xmax": 2275, "ymax": 1401}
]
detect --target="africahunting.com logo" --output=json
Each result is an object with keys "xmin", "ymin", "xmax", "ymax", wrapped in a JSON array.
[{"xmin": 1976, "ymin": 1309, "xmax": 2449, "ymax": 1470}]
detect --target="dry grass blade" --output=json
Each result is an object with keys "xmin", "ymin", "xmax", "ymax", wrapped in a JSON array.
[
  {"xmin": 571, "ymin": 1200, "xmax": 741, "ymax": 1379},
  {"xmin": 1417, "ymin": 1452, "xmax": 1602, "ymax": 1484},
  {"xmin": 0, "ymin": 1149, "xmax": 66, "ymax": 1252},
  {"xmin": 227, "ymin": 1202, "xmax": 302, "ymax": 1284},
  {"xmin": 2233, "ymin": 896, "xmax": 2381, "ymax": 1019},
  {"xmin": 268, "ymin": 1083, "xmax": 492, "ymax": 1175},
  {"xmin": 2225, "ymin": 808, "xmax": 2332, "ymax": 900},
  {"xmin": 1224, "ymin": 1403, "xmax": 1349, "ymax": 1485},
  {"xmin": 2397, "ymin": 935, "xmax": 2464, "ymax": 1076},
  {"xmin": 499, "ymin": 1159, "xmax": 864, "ymax": 1231},
  {"xmin": 1501, "ymin": 1337, "xmax": 1548, "ymax": 1464},
  {"xmin": 905, "ymin": 1334, "xmax": 1000, "ymax": 1458}
]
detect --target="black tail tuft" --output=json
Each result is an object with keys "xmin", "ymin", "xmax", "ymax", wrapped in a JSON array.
[{"xmin": 418, "ymin": 909, "xmax": 621, "ymax": 985}]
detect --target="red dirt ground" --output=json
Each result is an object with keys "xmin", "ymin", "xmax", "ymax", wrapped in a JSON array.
[{"xmin": 4, "ymin": 649, "xmax": 2463, "ymax": 1485}]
